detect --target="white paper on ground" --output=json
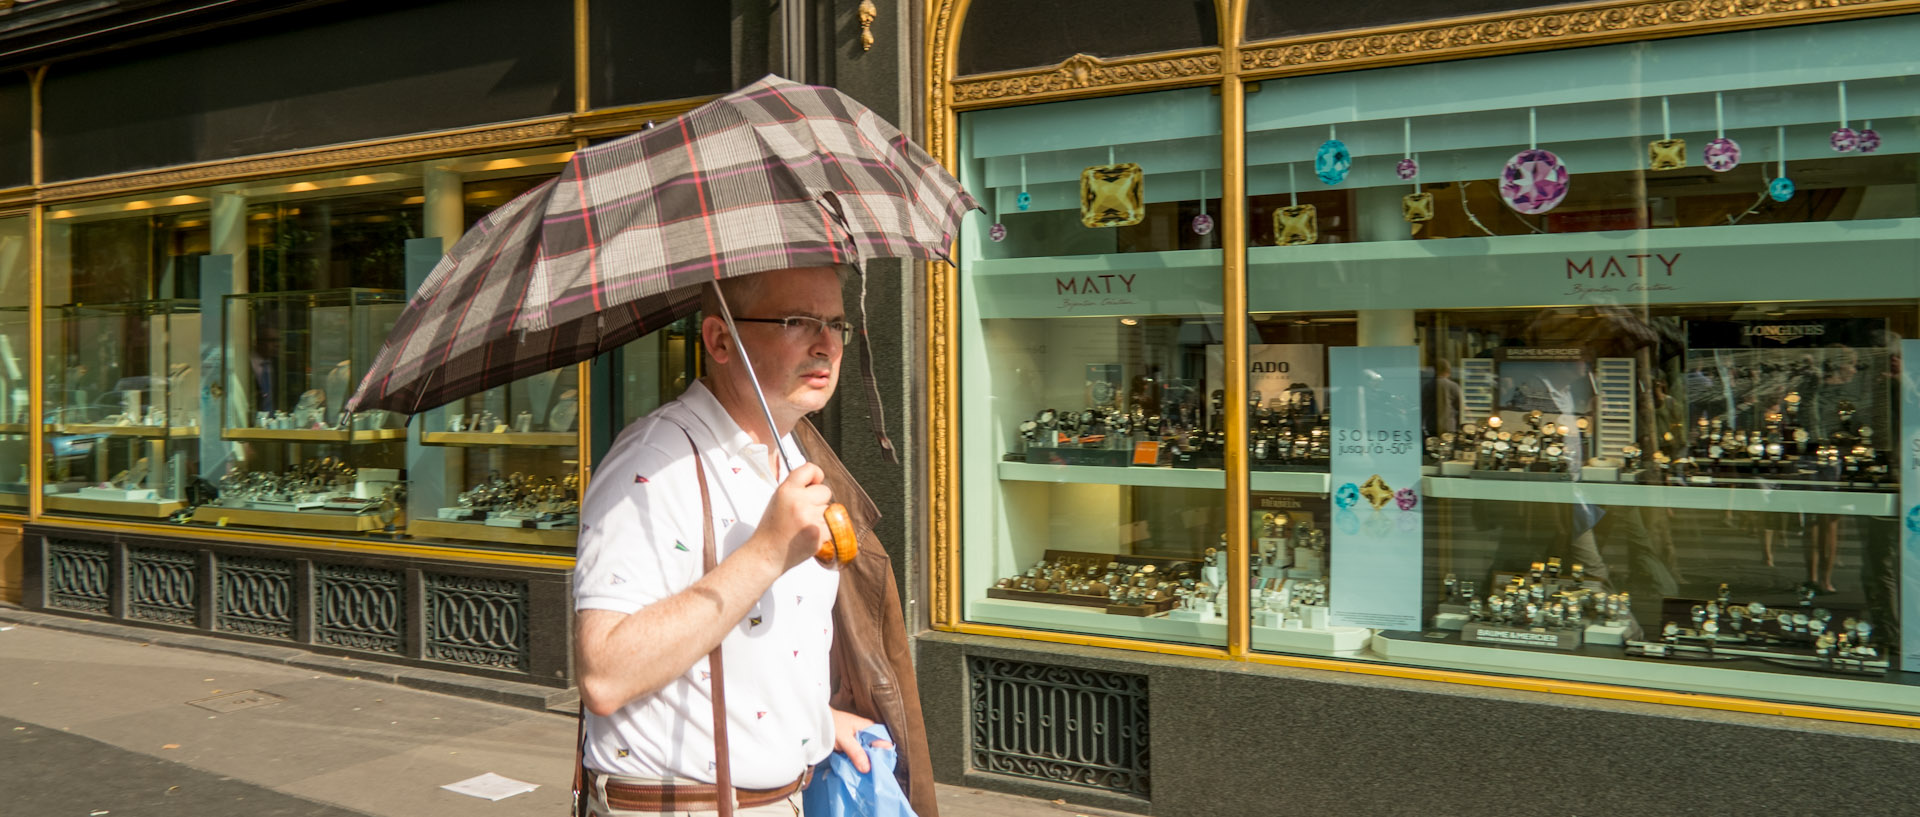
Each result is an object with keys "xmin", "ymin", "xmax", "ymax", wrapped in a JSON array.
[{"xmin": 441, "ymin": 772, "xmax": 540, "ymax": 801}]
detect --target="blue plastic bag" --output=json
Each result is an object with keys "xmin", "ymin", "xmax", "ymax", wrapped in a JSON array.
[{"xmin": 801, "ymin": 724, "xmax": 917, "ymax": 817}]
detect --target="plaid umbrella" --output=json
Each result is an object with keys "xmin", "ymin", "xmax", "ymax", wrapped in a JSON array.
[{"xmin": 346, "ymin": 75, "xmax": 977, "ymax": 457}]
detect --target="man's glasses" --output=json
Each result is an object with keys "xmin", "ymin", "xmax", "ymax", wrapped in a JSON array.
[{"xmin": 732, "ymin": 316, "xmax": 855, "ymax": 345}]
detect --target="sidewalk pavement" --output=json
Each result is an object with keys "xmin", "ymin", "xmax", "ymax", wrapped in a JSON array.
[{"xmin": 0, "ymin": 606, "xmax": 1117, "ymax": 817}]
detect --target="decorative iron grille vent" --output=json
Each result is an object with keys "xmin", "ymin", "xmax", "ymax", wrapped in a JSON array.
[
  {"xmin": 215, "ymin": 555, "xmax": 295, "ymax": 639},
  {"xmin": 968, "ymin": 656, "xmax": 1150, "ymax": 797},
  {"xmin": 46, "ymin": 539, "xmax": 110, "ymax": 613},
  {"xmin": 423, "ymin": 573, "xmax": 529, "ymax": 670},
  {"xmin": 315, "ymin": 564, "xmax": 404, "ymax": 654},
  {"xmin": 128, "ymin": 547, "xmax": 197, "ymax": 625}
]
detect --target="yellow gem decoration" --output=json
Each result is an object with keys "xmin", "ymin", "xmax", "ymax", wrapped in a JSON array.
[
  {"xmin": 1649, "ymin": 137, "xmax": 1687, "ymax": 171},
  {"xmin": 1079, "ymin": 163, "xmax": 1145, "ymax": 228},
  {"xmin": 1360, "ymin": 474, "xmax": 1394, "ymax": 510},
  {"xmin": 1275, "ymin": 204, "xmax": 1318, "ymax": 246}
]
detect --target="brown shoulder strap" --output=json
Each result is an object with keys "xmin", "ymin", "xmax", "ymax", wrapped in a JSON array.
[
  {"xmin": 571, "ymin": 711, "xmax": 587, "ymax": 817},
  {"xmin": 685, "ymin": 430, "xmax": 735, "ymax": 817}
]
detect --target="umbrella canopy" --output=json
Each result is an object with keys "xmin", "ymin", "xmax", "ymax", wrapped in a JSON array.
[{"xmin": 346, "ymin": 76, "xmax": 977, "ymax": 443}]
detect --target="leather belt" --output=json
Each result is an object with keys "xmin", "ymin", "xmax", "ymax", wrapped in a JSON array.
[{"xmin": 593, "ymin": 767, "xmax": 810, "ymax": 813}]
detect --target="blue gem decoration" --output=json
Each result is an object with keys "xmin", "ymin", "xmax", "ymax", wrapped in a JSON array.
[
  {"xmin": 1016, "ymin": 191, "xmax": 1032, "ymax": 211},
  {"xmin": 1334, "ymin": 482, "xmax": 1360, "ymax": 510},
  {"xmin": 1315, "ymin": 139, "xmax": 1352, "ymax": 185},
  {"xmin": 1906, "ymin": 505, "xmax": 1920, "ymax": 534},
  {"xmin": 1768, "ymin": 176, "xmax": 1794, "ymax": 203}
]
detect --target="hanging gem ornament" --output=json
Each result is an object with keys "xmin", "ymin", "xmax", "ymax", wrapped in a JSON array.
[
  {"xmin": 1315, "ymin": 125, "xmax": 1352, "ymax": 185},
  {"xmin": 1703, "ymin": 92, "xmax": 1741, "ymax": 172},
  {"xmin": 1501, "ymin": 108, "xmax": 1571, "ymax": 215},
  {"xmin": 1858, "ymin": 120, "xmax": 1881, "ymax": 154},
  {"xmin": 1400, "ymin": 121, "xmax": 1432, "ymax": 224},
  {"xmin": 1016, "ymin": 155, "xmax": 1032, "ymax": 210},
  {"xmin": 1769, "ymin": 126, "xmax": 1795, "ymax": 203},
  {"xmin": 1831, "ymin": 82, "xmax": 1858, "ymax": 153},
  {"xmin": 991, "ymin": 156, "xmax": 1023, "ymax": 241},
  {"xmin": 1080, "ymin": 147, "xmax": 1144, "ymax": 228},
  {"xmin": 1648, "ymin": 97, "xmax": 1686, "ymax": 171},
  {"xmin": 1276, "ymin": 163, "xmax": 1317, "ymax": 246},
  {"xmin": 1192, "ymin": 170, "xmax": 1214, "ymax": 236}
]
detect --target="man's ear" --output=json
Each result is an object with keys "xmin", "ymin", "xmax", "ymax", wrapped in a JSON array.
[{"xmin": 701, "ymin": 315, "xmax": 733, "ymax": 365}]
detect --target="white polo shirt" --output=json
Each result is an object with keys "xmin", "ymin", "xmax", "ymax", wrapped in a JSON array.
[{"xmin": 573, "ymin": 381, "xmax": 840, "ymax": 788}]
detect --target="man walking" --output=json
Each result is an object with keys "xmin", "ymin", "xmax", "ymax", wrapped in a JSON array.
[{"xmin": 573, "ymin": 266, "xmax": 895, "ymax": 816}]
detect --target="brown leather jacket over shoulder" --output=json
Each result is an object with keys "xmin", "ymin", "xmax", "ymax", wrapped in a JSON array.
[{"xmin": 795, "ymin": 420, "xmax": 938, "ymax": 817}]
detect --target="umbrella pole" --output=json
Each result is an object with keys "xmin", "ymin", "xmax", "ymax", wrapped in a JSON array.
[
  {"xmin": 707, "ymin": 281, "xmax": 804, "ymax": 476},
  {"xmin": 707, "ymin": 281, "xmax": 859, "ymax": 565}
]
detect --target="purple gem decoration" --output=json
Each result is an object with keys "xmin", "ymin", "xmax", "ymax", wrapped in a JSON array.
[
  {"xmin": 1395, "ymin": 158, "xmax": 1419, "ymax": 180},
  {"xmin": 988, "ymin": 222, "xmax": 1007, "ymax": 242},
  {"xmin": 1500, "ymin": 149, "xmax": 1571, "ymax": 215},
  {"xmin": 1831, "ymin": 127, "xmax": 1859, "ymax": 153},
  {"xmin": 1703, "ymin": 137, "xmax": 1741, "ymax": 172},
  {"xmin": 1394, "ymin": 488, "xmax": 1418, "ymax": 512},
  {"xmin": 1857, "ymin": 128, "xmax": 1881, "ymax": 154},
  {"xmin": 1191, "ymin": 213, "xmax": 1214, "ymax": 236}
]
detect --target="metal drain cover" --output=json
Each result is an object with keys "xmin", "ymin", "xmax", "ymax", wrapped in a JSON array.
[{"xmin": 187, "ymin": 690, "xmax": 285, "ymax": 713}]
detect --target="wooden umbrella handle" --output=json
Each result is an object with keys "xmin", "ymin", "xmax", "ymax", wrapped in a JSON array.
[{"xmin": 815, "ymin": 502, "xmax": 859, "ymax": 564}]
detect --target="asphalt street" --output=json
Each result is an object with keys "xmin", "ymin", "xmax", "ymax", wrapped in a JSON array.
[{"xmin": 4, "ymin": 715, "xmax": 372, "ymax": 817}]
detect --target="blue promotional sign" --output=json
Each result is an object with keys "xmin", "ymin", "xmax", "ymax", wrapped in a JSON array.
[
  {"xmin": 1328, "ymin": 346, "xmax": 1423, "ymax": 630},
  {"xmin": 1901, "ymin": 339, "xmax": 1920, "ymax": 668}
]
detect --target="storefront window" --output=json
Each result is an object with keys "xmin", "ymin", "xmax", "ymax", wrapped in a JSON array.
[
  {"xmin": 954, "ymin": 15, "xmax": 1920, "ymax": 712},
  {"xmin": 0, "ymin": 216, "xmax": 28, "ymax": 511},
  {"xmin": 958, "ymin": 88, "xmax": 1228, "ymax": 647},
  {"xmin": 41, "ymin": 198, "xmax": 209, "ymax": 521},
  {"xmin": 31, "ymin": 146, "xmax": 689, "ymax": 551},
  {"xmin": 1238, "ymin": 17, "xmax": 1920, "ymax": 711}
]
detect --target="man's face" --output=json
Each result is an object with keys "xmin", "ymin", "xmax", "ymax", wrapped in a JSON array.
[{"xmin": 724, "ymin": 266, "xmax": 845, "ymax": 421}]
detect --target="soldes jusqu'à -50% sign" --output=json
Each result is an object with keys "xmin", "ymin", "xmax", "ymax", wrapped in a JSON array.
[{"xmin": 1336, "ymin": 428, "xmax": 1417, "ymax": 457}]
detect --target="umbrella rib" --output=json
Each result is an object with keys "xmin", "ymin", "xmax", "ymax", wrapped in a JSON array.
[
  {"xmin": 678, "ymin": 115, "xmax": 727, "ymax": 284},
  {"xmin": 569, "ymin": 174, "xmax": 605, "ymax": 314},
  {"xmin": 423, "ymin": 197, "xmax": 545, "ymax": 412}
]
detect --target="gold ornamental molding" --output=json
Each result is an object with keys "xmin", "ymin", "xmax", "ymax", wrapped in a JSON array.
[
  {"xmin": 39, "ymin": 117, "xmax": 577, "ymax": 202},
  {"xmin": 950, "ymin": 49, "xmax": 1224, "ymax": 109},
  {"xmin": 0, "ymin": 186, "xmax": 33, "ymax": 210},
  {"xmin": 569, "ymin": 95, "xmax": 717, "ymax": 140},
  {"xmin": 1241, "ymin": 0, "xmax": 1920, "ymax": 78},
  {"xmin": 927, "ymin": 257, "xmax": 955, "ymax": 629}
]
